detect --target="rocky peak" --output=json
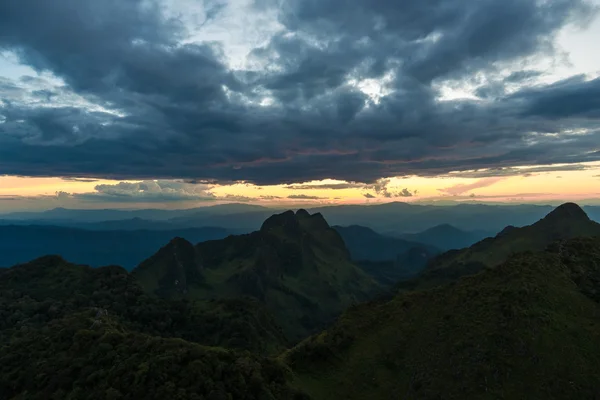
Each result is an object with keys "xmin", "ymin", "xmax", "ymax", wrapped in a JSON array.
[{"xmin": 260, "ymin": 210, "xmax": 300, "ymax": 233}]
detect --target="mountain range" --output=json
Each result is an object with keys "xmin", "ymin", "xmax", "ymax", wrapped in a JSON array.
[
  {"xmin": 396, "ymin": 224, "xmax": 494, "ymax": 251},
  {"xmin": 286, "ymin": 235, "xmax": 600, "ymax": 399},
  {"xmin": 133, "ymin": 210, "xmax": 380, "ymax": 340},
  {"xmin": 5, "ymin": 202, "xmax": 600, "ymax": 233},
  {"xmin": 0, "ymin": 225, "xmax": 234, "ymax": 268},
  {"xmin": 404, "ymin": 202, "xmax": 600, "ymax": 290},
  {"xmin": 3, "ymin": 202, "xmax": 600, "ymax": 399}
]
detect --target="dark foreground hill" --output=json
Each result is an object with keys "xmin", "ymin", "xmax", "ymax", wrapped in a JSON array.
[
  {"xmin": 286, "ymin": 236, "xmax": 600, "ymax": 399},
  {"xmin": 133, "ymin": 210, "xmax": 380, "ymax": 340},
  {"xmin": 0, "ymin": 256, "xmax": 309, "ymax": 399},
  {"xmin": 0, "ymin": 311, "xmax": 306, "ymax": 400},
  {"xmin": 0, "ymin": 256, "xmax": 287, "ymax": 354},
  {"xmin": 405, "ymin": 202, "xmax": 600, "ymax": 290}
]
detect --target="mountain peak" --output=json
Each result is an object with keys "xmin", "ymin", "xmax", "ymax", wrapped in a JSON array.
[
  {"xmin": 168, "ymin": 236, "xmax": 194, "ymax": 247},
  {"xmin": 260, "ymin": 210, "xmax": 299, "ymax": 232},
  {"xmin": 295, "ymin": 209, "xmax": 310, "ymax": 217},
  {"xmin": 496, "ymin": 225, "xmax": 517, "ymax": 237},
  {"xmin": 542, "ymin": 202, "xmax": 589, "ymax": 223},
  {"xmin": 260, "ymin": 210, "xmax": 331, "ymax": 233}
]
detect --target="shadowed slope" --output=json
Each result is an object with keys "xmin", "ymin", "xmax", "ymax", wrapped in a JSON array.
[
  {"xmin": 405, "ymin": 203, "xmax": 600, "ymax": 290},
  {"xmin": 134, "ymin": 210, "xmax": 380, "ymax": 341},
  {"xmin": 0, "ymin": 256, "xmax": 288, "ymax": 354},
  {"xmin": 286, "ymin": 236, "xmax": 600, "ymax": 400}
]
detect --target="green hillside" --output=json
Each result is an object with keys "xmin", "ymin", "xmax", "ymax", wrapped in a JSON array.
[
  {"xmin": 0, "ymin": 310, "xmax": 307, "ymax": 400},
  {"xmin": 0, "ymin": 256, "xmax": 288, "ymax": 354},
  {"xmin": 134, "ymin": 210, "xmax": 380, "ymax": 341},
  {"xmin": 404, "ymin": 202, "xmax": 600, "ymax": 290},
  {"xmin": 286, "ymin": 236, "xmax": 600, "ymax": 399}
]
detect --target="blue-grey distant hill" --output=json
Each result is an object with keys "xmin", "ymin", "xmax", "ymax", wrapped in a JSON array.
[
  {"xmin": 0, "ymin": 225, "xmax": 233, "ymax": 269},
  {"xmin": 2, "ymin": 202, "xmax": 599, "ymax": 235},
  {"xmin": 397, "ymin": 224, "xmax": 495, "ymax": 251}
]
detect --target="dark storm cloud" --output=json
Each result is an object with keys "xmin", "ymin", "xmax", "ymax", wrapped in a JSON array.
[
  {"xmin": 517, "ymin": 75, "xmax": 600, "ymax": 118},
  {"xmin": 0, "ymin": 0, "xmax": 599, "ymax": 185},
  {"xmin": 61, "ymin": 177, "xmax": 99, "ymax": 183}
]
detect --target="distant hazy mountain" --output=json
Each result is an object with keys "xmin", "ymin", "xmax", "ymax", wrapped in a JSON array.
[
  {"xmin": 333, "ymin": 225, "xmax": 436, "ymax": 261},
  {"xmin": 0, "ymin": 225, "xmax": 233, "ymax": 269},
  {"xmin": 332, "ymin": 225, "xmax": 439, "ymax": 285},
  {"xmin": 310, "ymin": 202, "xmax": 556, "ymax": 233},
  {"xmin": 134, "ymin": 210, "xmax": 380, "ymax": 340},
  {"xmin": 5, "ymin": 203, "xmax": 596, "ymax": 235},
  {"xmin": 0, "ymin": 203, "xmax": 272, "ymax": 223},
  {"xmin": 405, "ymin": 202, "xmax": 600, "ymax": 290},
  {"xmin": 396, "ymin": 223, "xmax": 494, "ymax": 251},
  {"xmin": 286, "ymin": 235, "xmax": 600, "ymax": 399}
]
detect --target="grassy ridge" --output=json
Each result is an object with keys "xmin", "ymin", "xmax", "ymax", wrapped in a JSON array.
[
  {"xmin": 403, "ymin": 202, "xmax": 600, "ymax": 291},
  {"xmin": 286, "ymin": 237, "xmax": 600, "ymax": 399}
]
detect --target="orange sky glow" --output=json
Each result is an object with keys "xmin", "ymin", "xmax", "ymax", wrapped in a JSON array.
[{"xmin": 1, "ymin": 161, "xmax": 600, "ymax": 212}]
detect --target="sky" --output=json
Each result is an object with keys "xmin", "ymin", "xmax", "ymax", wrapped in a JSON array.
[{"xmin": 1, "ymin": 0, "xmax": 600, "ymax": 211}]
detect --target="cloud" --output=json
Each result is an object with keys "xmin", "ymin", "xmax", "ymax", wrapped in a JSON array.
[
  {"xmin": 61, "ymin": 177, "xmax": 99, "ymax": 183},
  {"xmin": 0, "ymin": 0, "xmax": 598, "ymax": 186},
  {"xmin": 259, "ymin": 195, "xmax": 282, "ymax": 200},
  {"xmin": 75, "ymin": 180, "xmax": 217, "ymax": 203},
  {"xmin": 442, "ymin": 164, "xmax": 592, "ymax": 179},
  {"xmin": 284, "ymin": 182, "xmax": 366, "ymax": 190},
  {"xmin": 287, "ymin": 194, "xmax": 327, "ymax": 200},
  {"xmin": 364, "ymin": 178, "xmax": 416, "ymax": 198},
  {"xmin": 220, "ymin": 194, "xmax": 255, "ymax": 202},
  {"xmin": 438, "ymin": 177, "xmax": 505, "ymax": 196},
  {"xmin": 363, "ymin": 193, "xmax": 376, "ymax": 198},
  {"xmin": 399, "ymin": 188, "xmax": 413, "ymax": 197}
]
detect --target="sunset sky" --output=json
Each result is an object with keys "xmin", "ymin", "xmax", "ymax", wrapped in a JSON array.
[{"xmin": 1, "ymin": 0, "xmax": 600, "ymax": 212}]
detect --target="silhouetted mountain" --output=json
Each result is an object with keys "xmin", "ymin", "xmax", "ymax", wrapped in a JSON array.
[
  {"xmin": 0, "ymin": 225, "xmax": 233, "ymax": 268},
  {"xmin": 397, "ymin": 224, "xmax": 494, "ymax": 251},
  {"xmin": 286, "ymin": 236, "xmax": 600, "ymax": 399},
  {"xmin": 406, "ymin": 203, "xmax": 600, "ymax": 290},
  {"xmin": 134, "ymin": 210, "xmax": 380, "ymax": 340}
]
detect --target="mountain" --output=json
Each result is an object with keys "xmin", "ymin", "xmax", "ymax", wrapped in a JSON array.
[
  {"xmin": 0, "ymin": 203, "xmax": 272, "ymax": 223},
  {"xmin": 285, "ymin": 236, "xmax": 600, "ymax": 399},
  {"xmin": 0, "ymin": 255, "xmax": 288, "ymax": 353},
  {"xmin": 333, "ymin": 225, "xmax": 439, "ymax": 285},
  {"xmin": 309, "ymin": 202, "xmax": 556, "ymax": 233},
  {"xmin": 3, "ymin": 203, "xmax": 579, "ymax": 234},
  {"xmin": 0, "ymin": 256, "xmax": 306, "ymax": 399},
  {"xmin": 333, "ymin": 225, "xmax": 437, "ymax": 262},
  {"xmin": 134, "ymin": 210, "xmax": 380, "ymax": 340},
  {"xmin": 406, "ymin": 202, "xmax": 600, "ymax": 290},
  {"xmin": 0, "ymin": 225, "xmax": 234, "ymax": 269},
  {"xmin": 397, "ymin": 224, "xmax": 494, "ymax": 251}
]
